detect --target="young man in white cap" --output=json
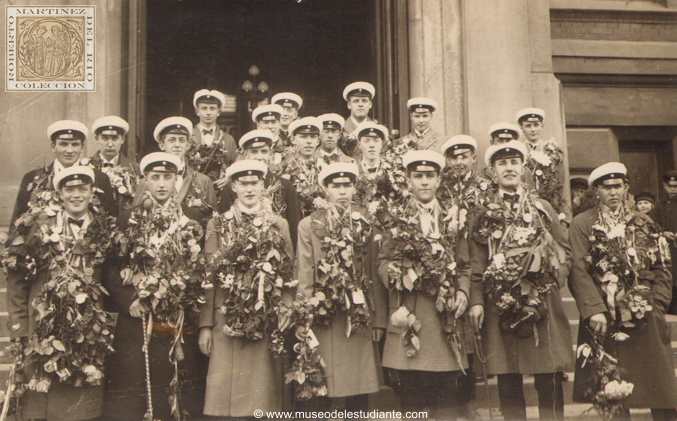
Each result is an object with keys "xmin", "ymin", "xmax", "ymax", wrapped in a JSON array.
[
  {"xmin": 252, "ymin": 103, "xmax": 291, "ymax": 174},
  {"xmin": 569, "ymin": 162, "xmax": 677, "ymax": 421},
  {"xmin": 295, "ymin": 162, "xmax": 386, "ymax": 419},
  {"xmin": 315, "ymin": 113, "xmax": 355, "ymax": 169},
  {"xmin": 482, "ymin": 122, "xmax": 536, "ymax": 190},
  {"xmin": 467, "ymin": 141, "xmax": 573, "ymax": 421},
  {"xmin": 437, "ymin": 135, "xmax": 490, "ymax": 420},
  {"xmin": 86, "ymin": 115, "xmax": 139, "ymax": 213},
  {"xmin": 219, "ymin": 129, "xmax": 302, "ymax": 249},
  {"xmin": 340, "ymin": 81, "xmax": 376, "ymax": 157},
  {"xmin": 516, "ymin": 108, "xmax": 568, "ymax": 220},
  {"xmin": 104, "ymin": 152, "xmax": 207, "ymax": 420},
  {"xmin": 398, "ymin": 97, "xmax": 444, "ymax": 152},
  {"xmin": 198, "ymin": 159, "xmax": 294, "ymax": 418},
  {"xmin": 189, "ymin": 89, "xmax": 238, "ymax": 190},
  {"xmin": 379, "ymin": 150, "xmax": 470, "ymax": 419},
  {"xmin": 280, "ymin": 117, "xmax": 324, "ymax": 217},
  {"xmin": 133, "ymin": 116, "xmax": 216, "ymax": 223},
  {"xmin": 5, "ymin": 165, "xmax": 116, "ymax": 421},
  {"xmin": 272, "ymin": 91, "xmax": 303, "ymax": 142},
  {"xmin": 8, "ymin": 120, "xmax": 117, "ymax": 240}
]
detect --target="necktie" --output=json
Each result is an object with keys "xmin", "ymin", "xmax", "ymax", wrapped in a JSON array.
[
  {"xmin": 367, "ymin": 167, "xmax": 377, "ymax": 174},
  {"xmin": 503, "ymin": 193, "xmax": 520, "ymax": 207},
  {"xmin": 102, "ymin": 162, "xmax": 114, "ymax": 168},
  {"xmin": 202, "ymin": 128, "xmax": 213, "ymax": 136},
  {"xmin": 68, "ymin": 217, "xmax": 84, "ymax": 227}
]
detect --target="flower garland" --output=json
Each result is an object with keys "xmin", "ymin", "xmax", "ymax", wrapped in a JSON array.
[
  {"xmin": 472, "ymin": 190, "xmax": 566, "ymax": 342},
  {"xmin": 5, "ymin": 206, "xmax": 116, "ymax": 392},
  {"xmin": 587, "ymin": 205, "xmax": 668, "ymax": 331},
  {"xmin": 577, "ymin": 332, "xmax": 633, "ymax": 421},
  {"xmin": 280, "ymin": 154, "xmax": 323, "ymax": 217},
  {"xmin": 118, "ymin": 194, "xmax": 206, "ymax": 326},
  {"xmin": 525, "ymin": 139, "xmax": 568, "ymax": 218},
  {"xmin": 271, "ymin": 296, "xmax": 328, "ymax": 401},
  {"xmin": 206, "ymin": 205, "xmax": 296, "ymax": 342},
  {"xmin": 186, "ymin": 140, "xmax": 230, "ymax": 182},
  {"xmin": 308, "ymin": 199, "xmax": 374, "ymax": 336},
  {"xmin": 262, "ymin": 179, "xmax": 288, "ymax": 216},
  {"xmin": 81, "ymin": 156, "xmax": 137, "ymax": 210},
  {"xmin": 437, "ymin": 169, "xmax": 493, "ymax": 238},
  {"xmin": 387, "ymin": 198, "xmax": 464, "ymax": 365},
  {"xmin": 353, "ymin": 159, "xmax": 398, "ymax": 231}
]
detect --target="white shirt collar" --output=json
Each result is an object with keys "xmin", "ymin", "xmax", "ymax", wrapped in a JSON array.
[
  {"xmin": 320, "ymin": 149, "xmax": 338, "ymax": 157},
  {"xmin": 237, "ymin": 201, "xmax": 262, "ymax": 215},
  {"xmin": 99, "ymin": 153, "xmax": 118, "ymax": 166},
  {"xmin": 414, "ymin": 128, "xmax": 431, "ymax": 138},
  {"xmin": 53, "ymin": 159, "xmax": 68, "ymax": 174},
  {"xmin": 498, "ymin": 186, "xmax": 524, "ymax": 198}
]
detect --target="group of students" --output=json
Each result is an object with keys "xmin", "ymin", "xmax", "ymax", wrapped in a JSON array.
[{"xmin": 3, "ymin": 81, "xmax": 677, "ymax": 421}]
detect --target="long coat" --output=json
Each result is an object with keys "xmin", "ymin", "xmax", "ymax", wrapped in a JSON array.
[
  {"xmin": 102, "ymin": 204, "xmax": 208, "ymax": 420},
  {"xmin": 133, "ymin": 166, "xmax": 217, "ymax": 223},
  {"xmin": 468, "ymin": 195, "xmax": 575, "ymax": 375},
  {"xmin": 378, "ymin": 199, "xmax": 470, "ymax": 372},
  {"xmin": 219, "ymin": 171, "xmax": 302, "ymax": 250},
  {"xmin": 569, "ymin": 206, "xmax": 677, "ymax": 408},
  {"xmin": 9, "ymin": 214, "xmax": 106, "ymax": 420},
  {"xmin": 296, "ymin": 211, "xmax": 387, "ymax": 398},
  {"xmin": 8, "ymin": 162, "xmax": 117, "ymax": 238},
  {"xmin": 197, "ymin": 213, "xmax": 294, "ymax": 416}
]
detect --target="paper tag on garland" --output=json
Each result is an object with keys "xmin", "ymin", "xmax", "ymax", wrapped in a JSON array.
[
  {"xmin": 274, "ymin": 153, "xmax": 282, "ymax": 165},
  {"xmin": 493, "ymin": 253, "xmax": 506, "ymax": 269},
  {"xmin": 352, "ymin": 289, "xmax": 366, "ymax": 305},
  {"xmin": 306, "ymin": 329, "xmax": 320, "ymax": 349}
]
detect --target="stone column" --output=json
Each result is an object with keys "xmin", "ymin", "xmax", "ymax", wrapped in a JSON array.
[{"xmin": 0, "ymin": 0, "xmax": 126, "ymax": 225}]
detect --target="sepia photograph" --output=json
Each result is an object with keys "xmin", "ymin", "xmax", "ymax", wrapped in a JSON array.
[{"xmin": 1, "ymin": 0, "xmax": 677, "ymax": 420}]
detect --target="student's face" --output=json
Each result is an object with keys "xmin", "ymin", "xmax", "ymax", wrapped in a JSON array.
[
  {"xmin": 320, "ymin": 128, "xmax": 341, "ymax": 152},
  {"xmin": 445, "ymin": 151, "xmax": 476, "ymax": 177},
  {"xmin": 280, "ymin": 106, "xmax": 298, "ymax": 129},
  {"xmin": 596, "ymin": 182, "xmax": 627, "ymax": 211},
  {"xmin": 60, "ymin": 184, "xmax": 92, "ymax": 217},
  {"xmin": 520, "ymin": 121, "xmax": 543, "ymax": 142},
  {"xmin": 146, "ymin": 171, "xmax": 177, "ymax": 204},
  {"xmin": 636, "ymin": 200, "xmax": 653, "ymax": 214},
  {"xmin": 296, "ymin": 133, "xmax": 319, "ymax": 159},
  {"xmin": 492, "ymin": 157, "xmax": 524, "ymax": 190},
  {"xmin": 195, "ymin": 102, "xmax": 221, "ymax": 125},
  {"xmin": 96, "ymin": 133, "xmax": 124, "ymax": 161},
  {"xmin": 325, "ymin": 182, "xmax": 355, "ymax": 207},
  {"xmin": 410, "ymin": 111, "xmax": 432, "ymax": 133},
  {"xmin": 490, "ymin": 135, "xmax": 515, "ymax": 145},
  {"xmin": 159, "ymin": 134, "xmax": 189, "ymax": 160},
  {"xmin": 359, "ymin": 136, "xmax": 383, "ymax": 161},
  {"xmin": 347, "ymin": 96, "xmax": 372, "ymax": 119},
  {"xmin": 571, "ymin": 188, "xmax": 586, "ymax": 202},
  {"xmin": 231, "ymin": 179, "xmax": 263, "ymax": 208},
  {"xmin": 52, "ymin": 139, "xmax": 84, "ymax": 167},
  {"xmin": 257, "ymin": 119, "xmax": 281, "ymax": 136},
  {"xmin": 663, "ymin": 182, "xmax": 677, "ymax": 199},
  {"xmin": 243, "ymin": 146, "xmax": 272, "ymax": 166},
  {"xmin": 409, "ymin": 171, "xmax": 440, "ymax": 204}
]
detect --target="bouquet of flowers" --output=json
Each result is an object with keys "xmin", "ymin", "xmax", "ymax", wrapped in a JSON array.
[
  {"xmin": 588, "ymin": 205, "xmax": 668, "ymax": 331},
  {"xmin": 9, "ymin": 206, "xmax": 117, "ymax": 392},
  {"xmin": 526, "ymin": 140, "xmax": 568, "ymax": 218},
  {"xmin": 437, "ymin": 169, "xmax": 493, "ymax": 237},
  {"xmin": 578, "ymin": 332, "xmax": 633, "ymax": 421},
  {"xmin": 387, "ymin": 198, "xmax": 464, "ymax": 366},
  {"xmin": 206, "ymin": 206, "xmax": 296, "ymax": 342},
  {"xmin": 308, "ymin": 199, "xmax": 375, "ymax": 336},
  {"xmin": 186, "ymin": 142, "xmax": 230, "ymax": 182}
]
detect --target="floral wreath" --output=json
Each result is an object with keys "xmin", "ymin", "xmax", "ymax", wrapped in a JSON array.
[
  {"xmin": 81, "ymin": 156, "xmax": 138, "ymax": 211},
  {"xmin": 525, "ymin": 139, "xmax": 569, "ymax": 218},
  {"xmin": 472, "ymin": 188, "xmax": 566, "ymax": 343},
  {"xmin": 4, "ymin": 204, "xmax": 116, "ymax": 393},
  {"xmin": 587, "ymin": 204, "xmax": 668, "ymax": 331},
  {"xmin": 280, "ymin": 153, "xmax": 323, "ymax": 217},
  {"xmin": 206, "ymin": 204, "xmax": 296, "ymax": 343},
  {"xmin": 437, "ymin": 169, "xmax": 493, "ymax": 238},
  {"xmin": 308, "ymin": 199, "xmax": 375, "ymax": 336},
  {"xmin": 387, "ymin": 197, "xmax": 464, "ymax": 367},
  {"xmin": 354, "ymin": 158, "xmax": 398, "ymax": 231}
]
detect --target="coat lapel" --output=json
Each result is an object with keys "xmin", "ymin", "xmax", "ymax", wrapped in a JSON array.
[{"xmin": 177, "ymin": 167, "xmax": 194, "ymax": 202}]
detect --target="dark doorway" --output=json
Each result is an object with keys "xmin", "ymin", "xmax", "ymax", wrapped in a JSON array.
[{"xmin": 145, "ymin": 0, "xmax": 377, "ymax": 153}]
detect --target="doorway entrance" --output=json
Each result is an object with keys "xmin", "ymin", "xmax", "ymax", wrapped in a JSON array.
[{"xmin": 143, "ymin": 0, "xmax": 392, "ymax": 154}]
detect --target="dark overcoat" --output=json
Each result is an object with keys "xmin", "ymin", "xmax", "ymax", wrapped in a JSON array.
[{"xmin": 569, "ymin": 206, "xmax": 677, "ymax": 408}]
